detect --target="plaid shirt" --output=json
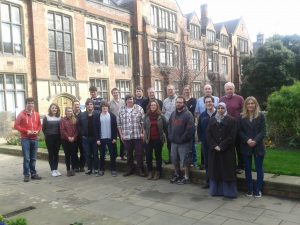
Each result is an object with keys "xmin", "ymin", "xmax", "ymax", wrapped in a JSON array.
[{"xmin": 117, "ymin": 104, "xmax": 144, "ymax": 140}]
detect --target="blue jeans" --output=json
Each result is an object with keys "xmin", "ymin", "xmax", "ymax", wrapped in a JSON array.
[
  {"xmin": 82, "ymin": 136, "xmax": 98, "ymax": 171},
  {"xmin": 243, "ymin": 154, "xmax": 264, "ymax": 194},
  {"xmin": 21, "ymin": 138, "xmax": 38, "ymax": 176},
  {"xmin": 99, "ymin": 138, "xmax": 117, "ymax": 171}
]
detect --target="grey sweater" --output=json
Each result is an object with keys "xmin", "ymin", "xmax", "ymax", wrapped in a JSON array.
[{"xmin": 42, "ymin": 116, "xmax": 61, "ymax": 136}]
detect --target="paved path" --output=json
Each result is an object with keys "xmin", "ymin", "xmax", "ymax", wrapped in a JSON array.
[{"xmin": 0, "ymin": 154, "xmax": 300, "ymax": 225}]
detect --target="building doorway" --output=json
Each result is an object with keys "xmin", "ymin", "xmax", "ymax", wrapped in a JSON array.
[{"xmin": 53, "ymin": 94, "xmax": 75, "ymax": 115}]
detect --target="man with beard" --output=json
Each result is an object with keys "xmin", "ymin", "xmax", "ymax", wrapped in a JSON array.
[{"xmin": 168, "ymin": 96, "xmax": 194, "ymax": 185}]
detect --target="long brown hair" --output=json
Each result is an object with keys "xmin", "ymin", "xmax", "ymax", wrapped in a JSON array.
[
  {"xmin": 48, "ymin": 103, "xmax": 61, "ymax": 117},
  {"xmin": 146, "ymin": 100, "xmax": 161, "ymax": 116},
  {"xmin": 241, "ymin": 96, "xmax": 261, "ymax": 119},
  {"xmin": 64, "ymin": 106, "xmax": 77, "ymax": 124}
]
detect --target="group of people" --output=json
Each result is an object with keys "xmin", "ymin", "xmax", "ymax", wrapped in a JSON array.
[{"xmin": 14, "ymin": 82, "xmax": 266, "ymax": 199}]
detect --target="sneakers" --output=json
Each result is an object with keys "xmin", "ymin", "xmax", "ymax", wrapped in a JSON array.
[
  {"xmin": 255, "ymin": 191, "xmax": 262, "ymax": 198},
  {"xmin": 246, "ymin": 192, "xmax": 253, "ymax": 197},
  {"xmin": 51, "ymin": 170, "xmax": 58, "ymax": 177},
  {"xmin": 147, "ymin": 171, "xmax": 154, "ymax": 180},
  {"xmin": 67, "ymin": 170, "xmax": 72, "ymax": 177},
  {"xmin": 79, "ymin": 167, "xmax": 85, "ymax": 172},
  {"xmin": 24, "ymin": 175, "xmax": 30, "ymax": 182},
  {"xmin": 31, "ymin": 174, "xmax": 42, "ymax": 180},
  {"xmin": 85, "ymin": 170, "xmax": 92, "ymax": 175},
  {"xmin": 170, "ymin": 174, "xmax": 180, "ymax": 183},
  {"xmin": 111, "ymin": 171, "xmax": 117, "ymax": 177},
  {"xmin": 236, "ymin": 168, "xmax": 243, "ymax": 174},
  {"xmin": 56, "ymin": 170, "xmax": 62, "ymax": 176},
  {"xmin": 176, "ymin": 177, "xmax": 190, "ymax": 185},
  {"xmin": 96, "ymin": 171, "xmax": 104, "ymax": 177}
]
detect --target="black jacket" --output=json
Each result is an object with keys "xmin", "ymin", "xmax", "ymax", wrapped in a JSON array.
[
  {"xmin": 239, "ymin": 113, "xmax": 266, "ymax": 156},
  {"xmin": 94, "ymin": 112, "xmax": 118, "ymax": 141},
  {"xmin": 77, "ymin": 111, "xmax": 99, "ymax": 137}
]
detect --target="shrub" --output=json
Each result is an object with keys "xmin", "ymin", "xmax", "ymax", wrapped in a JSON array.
[
  {"xmin": 267, "ymin": 82, "xmax": 300, "ymax": 148},
  {"xmin": 0, "ymin": 216, "xmax": 27, "ymax": 225}
]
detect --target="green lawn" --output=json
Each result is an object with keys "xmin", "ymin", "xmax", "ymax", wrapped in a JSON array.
[{"xmin": 38, "ymin": 140, "xmax": 300, "ymax": 176}]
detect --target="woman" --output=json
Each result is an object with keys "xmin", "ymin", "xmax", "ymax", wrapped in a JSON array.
[
  {"xmin": 207, "ymin": 102, "xmax": 237, "ymax": 198},
  {"xmin": 42, "ymin": 103, "xmax": 61, "ymax": 177},
  {"xmin": 240, "ymin": 96, "xmax": 266, "ymax": 198},
  {"xmin": 143, "ymin": 100, "xmax": 167, "ymax": 180},
  {"xmin": 60, "ymin": 107, "xmax": 78, "ymax": 176}
]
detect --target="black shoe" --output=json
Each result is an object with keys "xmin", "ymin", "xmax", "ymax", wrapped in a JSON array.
[
  {"xmin": 96, "ymin": 171, "xmax": 104, "ymax": 177},
  {"xmin": 79, "ymin": 167, "xmax": 85, "ymax": 172},
  {"xmin": 177, "ymin": 177, "xmax": 190, "ymax": 185},
  {"xmin": 164, "ymin": 160, "xmax": 172, "ymax": 165},
  {"xmin": 170, "ymin": 174, "xmax": 180, "ymax": 183},
  {"xmin": 31, "ymin": 174, "xmax": 42, "ymax": 180},
  {"xmin": 136, "ymin": 169, "xmax": 145, "ymax": 177},
  {"xmin": 123, "ymin": 170, "xmax": 133, "ymax": 177},
  {"xmin": 85, "ymin": 170, "xmax": 92, "ymax": 175},
  {"xmin": 74, "ymin": 168, "xmax": 80, "ymax": 172},
  {"xmin": 246, "ymin": 191, "xmax": 253, "ymax": 197},
  {"xmin": 24, "ymin": 175, "xmax": 30, "ymax": 182}
]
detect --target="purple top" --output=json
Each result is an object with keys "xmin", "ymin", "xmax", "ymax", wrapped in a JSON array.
[{"xmin": 220, "ymin": 94, "xmax": 244, "ymax": 120}]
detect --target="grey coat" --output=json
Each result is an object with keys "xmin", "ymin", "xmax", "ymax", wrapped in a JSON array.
[{"xmin": 143, "ymin": 114, "xmax": 167, "ymax": 144}]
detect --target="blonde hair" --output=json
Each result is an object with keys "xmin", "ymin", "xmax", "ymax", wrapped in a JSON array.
[
  {"xmin": 241, "ymin": 96, "xmax": 261, "ymax": 119},
  {"xmin": 65, "ymin": 107, "xmax": 77, "ymax": 124}
]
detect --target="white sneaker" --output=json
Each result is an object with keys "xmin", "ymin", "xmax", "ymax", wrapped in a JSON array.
[
  {"xmin": 55, "ymin": 170, "xmax": 62, "ymax": 176},
  {"xmin": 51, "ymin": 170, "xmax": 58, "ymax": 177}
]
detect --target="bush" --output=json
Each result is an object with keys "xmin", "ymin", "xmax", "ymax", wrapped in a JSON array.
[
  {"xmin": 0, "ymin": 216, "xmax": 27, "ymax": 225},
  {"xmin": 267, "ymin": 82, "xmax": 300, "ymax": 148}
]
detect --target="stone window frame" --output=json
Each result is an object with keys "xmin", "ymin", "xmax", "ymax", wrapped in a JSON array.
[
  {"xmin": 113, "ymin": 29, "xmax": 129, "ymax": 66},
  {"xmin": 89, "ymin": 78, "xmax": 109, "ymax": 100},
  {"xmin": 116, "ymin": 79, "xmax": 131, "ymax": 99}
]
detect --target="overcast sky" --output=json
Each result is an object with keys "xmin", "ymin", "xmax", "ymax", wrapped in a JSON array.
[{"xmin": 176, "ymin": 0, "xmax": 300, "ymax": 42}]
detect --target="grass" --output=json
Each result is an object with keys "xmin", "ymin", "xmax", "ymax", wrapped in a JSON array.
[{"xmin": 38, "ymin": 140, "xmax": 300, "ymax": 177}]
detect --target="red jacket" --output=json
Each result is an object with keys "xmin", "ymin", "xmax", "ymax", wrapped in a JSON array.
[
  {"xmin": 14, "ymin": 110, "xmax": 41, "ymax": 140},
  {"xmin": 60, "ymin": 117, "xmax": 78, "ymax": 141}
]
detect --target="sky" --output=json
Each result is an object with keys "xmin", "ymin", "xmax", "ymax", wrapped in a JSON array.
[{"xmin": 175, "ymin": 0, "xmax": 300, "ymax": 42}]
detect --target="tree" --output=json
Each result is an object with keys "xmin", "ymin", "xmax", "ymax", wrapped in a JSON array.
[{"xmin": 241, "ymin": 40, "xmax": 296, "ymax": 109}]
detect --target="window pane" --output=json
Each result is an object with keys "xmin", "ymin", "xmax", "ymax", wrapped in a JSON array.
[
  {"xmin": 0, "ymin": 92, "xmax": 4, "ymax": 112},
  {"xmin": 48, "ymin": 30, "xmax": 55, "ymax": 49},
  {"xmin": 99, "ymin": 42, "xmax": 105, "ymax": 63},
  {"xmin": 55, "ymin": 14, "xmax": 62, "ymax": 30},
  {"xmin": 16, "ymin": 75, "xmax": 24, "ymax": 89},
  {"xmin": 113, "ymin": 30, "xmax": 117, "ymax": 43},
  {"xmin": 58, "ymin": 52, "xmax": 66, "ymax": 76},
  {"xmin": 64, "ymin": 33, "xmax": 71, "ymax": 51},
  {"xmin": 113, "ymin": 44, "xmax": 118, "ymax": 64},
  {"xmin": 48, "ymin": 13, "xmax": 54, "ymax": 29},
  {"xmin": 0, "ymin": 75, "xmax": 3, "ymax": 89},
  {"xmin": 56, "ymin": 32, "xmax": 63, "ymax": 50},
  {"xmin": 123, "ymin": 32, "xmax": 128, "ymax": 45},
  {"xmin": 2, "ymin": 23, "xmax": 13, "ymax": 53},
  {"xmin": 6, "ymin": 92, "xmax": 15, "ymax": 112},
  {"xmin": 93, "ymin": 40, "xmax": 99, "ymax": 63},
  {"xmin": 1, "ymin": 4, "xmax": 10, "ymax": 22},
  {"xmin": 11, "ymin": 6, "xmax": 21, "ymax": 24},
  {"xmin": 98, "ymin": 26, "xmax": 104, "ymax": 40},
  {"xmin": 118, "ymin": 31, "xmax": 122, "ymax": 44},
  {"xmin": 92, "ymin": 25, "xmax": 98, "ymax": 39},
  {"xmin": 5, "ymin": 75, "xmax": 14, "ymax": 89},
  {"xmin": 66, "ymin": 53, "xmax": 73, "ymax": 77},
  {"xmin": 63, "ymin": 16, "xmax": 70, "ymax": 32},
  {"xmin": 13, "ymin": 25, "xmax": 22, "ymax": 54},
  {"xmin": 86, "ymin": 24, "xmax": 91, "ymax": 38},
  {"xmin": 87, "ymin": 39, "xmax": 93, "ymax": 62},
  {"xmin": 49, "ymin": 51, "xmax": 57, "ymax": 75},
  {"xmin": 16, "ymin": 92, "xmax": 25, "ymax": 109}
]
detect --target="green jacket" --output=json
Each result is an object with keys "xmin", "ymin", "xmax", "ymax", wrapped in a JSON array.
[{"xmin": 143, "ymin": 114, "xmax": 167, "ymax": 144}]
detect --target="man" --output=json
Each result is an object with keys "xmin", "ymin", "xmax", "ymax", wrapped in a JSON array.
[
  {"xmin": 109, "ymin": 88, "xmax": 125, "ymax": 160},
  {"xmin": 77, "ymin": 99, "xmax": 99, "ymax": 175},
  {"xmin": 117, "ymin": 94, "xmax": 145, "ymax": 177},
  {"xmin": 168, "ymin": 96, "xmax": 194, "ymax": 185},
  {"xmin": 73, "ymin": 100, "xmax": 85, "ymax": 172},
  {"xmin": 220, "ymin": 82, "xmax": 244, "ymax": 174},
  {"xmin": 14, "ymin": 97, "xmax": 42, "ymax": 182},
  {"xmin": 162, "ymin": 84, "xmax": 177, "ymax": 164},
  {"xmin": 89, "ymin": 86, "xmax": 103, "ymax": 112},
  {"xmin": 197, "ymin": 96, "xmax": 217, "ymax": 188},
  {"xmin": 195, "ymin": 84, "xmax": 219, "ymax": 169},
  {"xmin": 134, "ymin": 86, "xmax": 146, "ymax": 107},
  {"xmin": 183, "ymin": 85, "xmax": 197, "ymax": 167},
  {"xmin": 142, "ymin": 87, "xmax": 163, "ymax": 113}
]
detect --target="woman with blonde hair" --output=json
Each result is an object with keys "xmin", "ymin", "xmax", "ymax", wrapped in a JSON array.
[
  {"xmin": 42, "ymin": 103, "xmax": 61, "ymax": 177},
  {"xmin": 240, "ymin": 96, "xmax": 266, "ymax": 198},
  {"xmin": 60, "ymin": 107, "xmax": 78, "ymax": 176}
]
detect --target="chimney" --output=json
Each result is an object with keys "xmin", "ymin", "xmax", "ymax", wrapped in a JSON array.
[{"xmin": 201, "ymin": 4, "xmax": 208, "ymax": 19}]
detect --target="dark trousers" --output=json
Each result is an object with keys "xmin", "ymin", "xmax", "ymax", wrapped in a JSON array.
[
  {"xmin": 201, "ymin": 142, "xmax": 209, "ymax": 183},
  {"xmin": 145, "ymin": 139, "xmax": 163, "ymax": 172},
  {"xmin": 99, "ymin": 138, "xmax": 117, "ymax": 171},
  {"xmin": 75, "ymin": 136, "xmax": 85, "ymax": 169},
  {"xmin": 45, "ymin": 134, "xmax": 61, "ymax": 171},
  {"xmin": 123, "ymin": 139, "xmax": 144, "ymax": 172},
  {"xmin": 61, "ymin": 140, "xmax": 77, "ymax": 171},
  {"xmin": 118, "ymin": 131, "xmax": 125, "ymax": 158},
  {"xmin": 235, "ymin": 134, "xmax": 244, "ymax": 169},
  {"xmin": 165, "ymin": 128, "xmax": 172, "ymax": 162},
  {"xmin": 82, "ymin": 136, "xmax": 98, "ymax": 171},
  {"xmin": 243, "ymin": 154, "xmax": 264, "ymax": 194}
]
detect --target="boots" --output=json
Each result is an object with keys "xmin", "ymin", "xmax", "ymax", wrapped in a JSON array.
[
  {"xmin": 147, "ymin": 171, "xmax": 154, "ymax": 180},
  {"xmin": 153, "ymin": 171, "xmax": 160, "ymax": 180},
  {"xmin": 67, "ymin": 170, "xmax": 72, "ymax": 177}
]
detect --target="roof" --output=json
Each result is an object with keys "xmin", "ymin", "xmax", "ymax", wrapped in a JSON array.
[{"xmin": 219, "ymin": 18, "xmax": 241, "ymax": 34}]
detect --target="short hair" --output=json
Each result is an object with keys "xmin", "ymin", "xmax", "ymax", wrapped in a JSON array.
[
  {"xmin": 111, "ymin": 87, "xmax": 119, "ymax": 94},
  {"xmin": 224, "ymin": 82, "xmax": 235, "ymax": 89},
  {"xmin": 204, "ymin": 96, "xmax": 214, "ymax": 103},
  {"xmin": 101, "ymin": 101, "xmax": 110, "ymax": 109},
  {"xmin": 135, "ymin": 86, "xmax": 143, "ymax": 91},
  {"xmin": 48, "ymin": 103, "xmax": 61, "ymax": 117},
  {"xmin": 25, "ymin": 97, "xmax": 35, "ymax": 104},
  {"xmin": 125, "ymin": 94, "xmax": 134, "ymax": 102},
  {"xmin": 176, "ymin": 95, "xmax": 186, "ymax": 104},
  {"xmin": 147, "ymin": 87, "xmax": 155, "ymax": 92},
  {"xmin": 89, "ymin": 86, "xmax": 97, "ymax": 92},
  {"xmin": 85, "ymin": 98, "xmax": 94, "ymax": 106},
  {"xmin": 73, "ymin": 99, "xmax": 80, "ymax": 105}
]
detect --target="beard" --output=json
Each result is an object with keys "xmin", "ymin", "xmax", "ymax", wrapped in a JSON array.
[{"xmin": 176, "ymin": 105, "xmax": 185, "ymax": 111}]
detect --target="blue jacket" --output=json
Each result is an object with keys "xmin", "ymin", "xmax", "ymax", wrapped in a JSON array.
[
  {"xmin": 239, "ymin": 113, "xmax": 266, "ymax": 156},
  {"xmin": 197, "ymin": 110, "xmax": 216, "ymax": 148},
  {"xmin": 95, "ymin": 112, "xmax": 118, "ymax": 141}
]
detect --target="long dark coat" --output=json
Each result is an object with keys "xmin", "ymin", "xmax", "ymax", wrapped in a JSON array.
[{"xmin": 207, "ymin": 115, "xmax": 237, "ymax": 182}]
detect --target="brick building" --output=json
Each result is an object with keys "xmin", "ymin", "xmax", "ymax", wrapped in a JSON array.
[{"xmin": 0, "ymin": 0, "xmax": 252, "ymax": 115}]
